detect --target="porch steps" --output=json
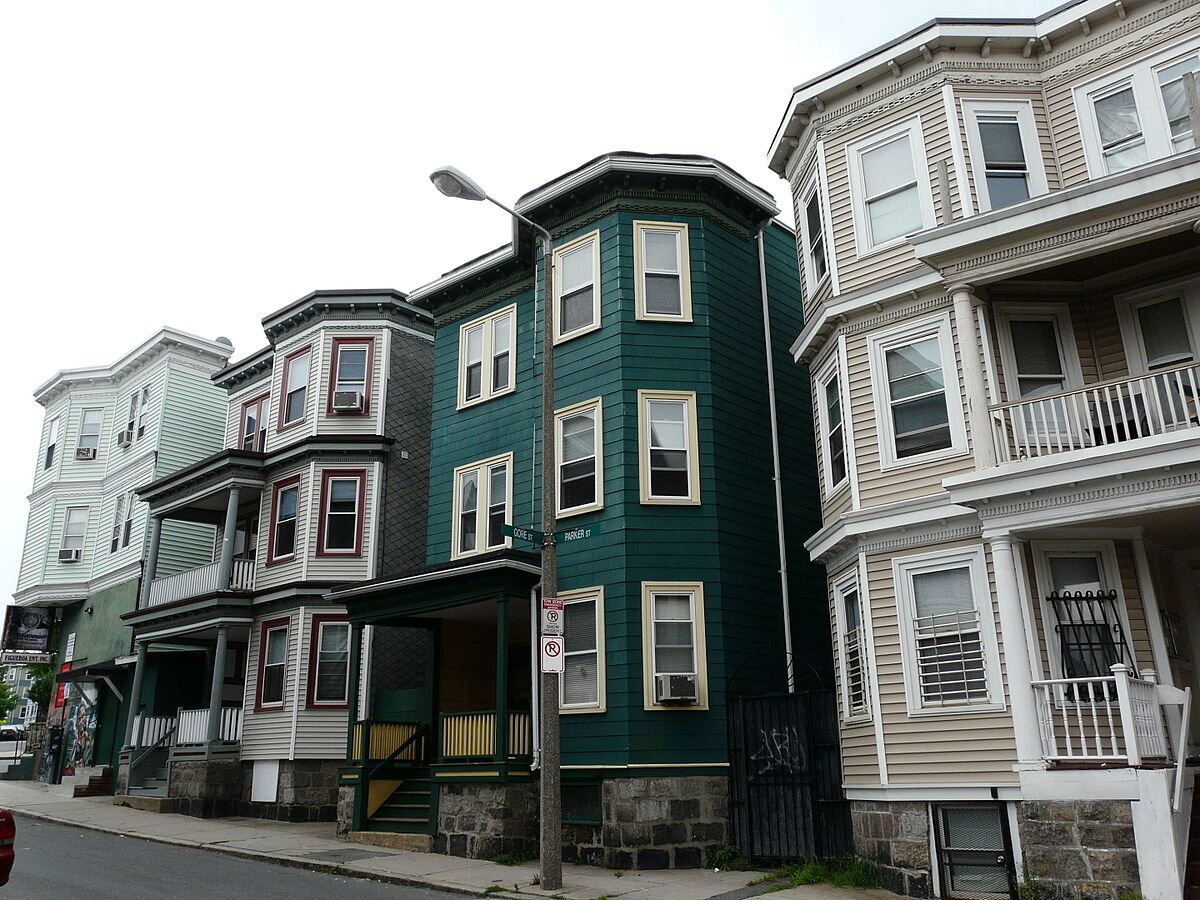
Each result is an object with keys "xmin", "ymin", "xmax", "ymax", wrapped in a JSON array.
[
  {"xmin": 368, "ymin": 775, "xmax": 434, "ymax": 835},
  {"xmin": 71, "ymin": 765, "xmax": 113, "ymax": 798},
  {"xmin": 126, "ymin": 767, "xmax": 170, "ymax": 799},
  {"xmin": 1185, "ymin": 784, "xmax": 1200, "ymax": 900}
]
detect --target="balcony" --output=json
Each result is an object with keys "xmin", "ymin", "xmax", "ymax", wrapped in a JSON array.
[
  {"xmin": 130, "ymin": 706, "xmax": 243, "ymax": 748},
  {"xmin": 145, "ymin": 559, "xmax": 255, "ymax": 608}
]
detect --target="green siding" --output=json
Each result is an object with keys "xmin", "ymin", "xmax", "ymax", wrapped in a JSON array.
[
  {"xmin": 61, "ymin": 579, "xmax": 139, "ymax": 665},
  {"xmin": 157, "ymin": 365, "xmax": 227, "ymax": 475}
]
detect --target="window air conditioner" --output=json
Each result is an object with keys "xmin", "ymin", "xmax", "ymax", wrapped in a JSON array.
[
  {"xmin": 116, "ymin": 429, "xmax": 133, "ymax": 448},
  {"xmin": 74, "ymin": 447, "xmax": 97, "ymax": 461},
  {"xmin": 332, "ymin": 390, "xmax": 364, "ymax": 413},
  {"xmin": 655, "ymin": 673, "xmax": 698, "ymax": 704},
  {"xmin": 59, "ymin": 548, "xmax": 82, "ymax": 563}
]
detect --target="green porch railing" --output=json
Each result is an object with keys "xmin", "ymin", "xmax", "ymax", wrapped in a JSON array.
[{"xmin": 439, "ymin": 710, "xmax": 531, "ymax": 762}]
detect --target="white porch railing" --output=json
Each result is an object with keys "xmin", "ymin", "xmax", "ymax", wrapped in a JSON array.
[
  {"xmin": 131, "ymin": 714, "xmax": 176, "ymax": 749},
  {"xmin": 176, "ymin": 707, "xmax": 243, "ymax": 745},
  {"xmin": 991, "ymin": 361, "xmax": 1200, "ymax": 462},
  {"xmin": 146, "ymin": 558, "xmax": 255, "ymax": 607}
]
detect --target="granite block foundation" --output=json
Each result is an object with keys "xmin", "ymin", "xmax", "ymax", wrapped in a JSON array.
[
  {"xmin": 168, "ymin": 759, "xmax": 243, "ymax": 818},
  {"xmin": 435, "ymin": 782, "xmax": 539, "ymax": 860},
  {"xmin": 238, "ymin": 760, "xmax": 341, "ymax": 821},
  {"xmin": 851, "ymin": 800, "xmax": 932, "ymax": 898},
  {"xmin": 1017, "ymin": 800, "xmax": 1139, "ymax": 900}
]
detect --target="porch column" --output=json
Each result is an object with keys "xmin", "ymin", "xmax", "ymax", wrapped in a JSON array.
[
  {"xmin": 494, "ymin": 598, "xmax": 509, "ymax": 763},
  {"xmin": 345, "ymin": 622, "xmax": 364, "ymax": 759},
  {"xmin": 207, "ymin": 625, "xmax": 229, "ymax": 744},
  {"xmin": 139, "ymin": 516, "xmax": 163, "ymax": 606},
  {"xmin": 988, "ymin": 533, "xmax": 1043, "ymax": 767},
  {"xmin": 948, "ymin": 283, "xmax": 997, "ymax": 469},
  {"xmin": 215, "ymin": 486, "xmax": 242, "ymax": 590},
  {"xmin": 123, "ymin": 640, "xmax": 148, "ymax": 749}
]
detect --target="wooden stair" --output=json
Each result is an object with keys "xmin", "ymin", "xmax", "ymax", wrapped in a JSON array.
[
  {"xmin": 368, "ymin": 773, "xmax": 434, "ymax": 834},
  {"xmin": 1185, "ymin": 788, "xmax": 1200, "ymax": 900}
]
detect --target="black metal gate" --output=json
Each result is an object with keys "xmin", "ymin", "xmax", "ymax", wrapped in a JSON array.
[{"xmin": 728, "ymin": 691, "xmax": 852, "ymax": 862}]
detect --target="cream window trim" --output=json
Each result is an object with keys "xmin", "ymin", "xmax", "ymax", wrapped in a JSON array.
[
  {"xmin": 552, "ymin": 231, "xmax": 601, "ymax": 344},
  {"xmin": 633, "ymin": 221, "xmax": 692, "ymax": 322},
  {"xmin": 1114, "ymin": 275, "xmax": 1200, "ymax": 374},
  {"xmin": 637, "ymin": 390, "xmax": 700, "ymax": 506},
  {"xmin": 867, "ymin": 313, "xmax": 968, "ymax": 471},
  {"xmin": 558, "ymin": 586, "xmax": 606, "ymax": 714},
  {"xmin": 846, "ymin": 116, "xmax": 936, "ymax": 257},
  {"xmin": 555, "ymin": 397, "xmax": 604, "ymax": 519},
  {"xmin": 457, "ymin": 304, "xmax": 517, "ymax": 410},
  {"xmin": 960, "ymin": 98, "xmax": 1048, "ymax": 212},
  {"xmin": 894, "ymin": 546, "xmax": 1005, "ymax": 717},
  {"xmin": 814, "ymin": 351, "xmax": 850, "ymax": 499},
  {"xmin": 798, "ymin": 176, "xmax": 831, "ymax": 294},
  {"xmin": 450, "ymin": 452, "xmax": 513, "ymax": 560},
  {"xmin": 641, "ymin": 581, "xmax": 708, "ymax": 711},
  {"xmin": 832, "ymin": 567, "xmax": 871, "ymax": 724}
]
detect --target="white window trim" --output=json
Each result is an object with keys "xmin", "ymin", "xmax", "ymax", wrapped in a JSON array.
[
  {"xmin": 552, "ymin": 230, "xmax": 602, "ymax": 344},
  {"xmin": 637, "ymin": 389, "xmax": 700, "ymax": 506},
  {"xmin": 450, "ymin": 452, "xmax": 513, "ymax": 559},
  {"xmin": 798, "ymin": 176, "xmax": 831, "ymax": 294},
  {"xmin": 76, "ymin": 408, "xmax": 103, "ymax": 451},
  {"xmin": 1030, "ymin": 540, "xmax": 1135, "ymax": 680},
  {"xmin": 1114, "ymin": 275, "xmax": 1200, "ymax": 375},
  {"xmin": 559, "ymin": 586, "xmax": 606, "ymax": 714},
  {"xmin": 846, "ymin": 116, "xmax": 936, "ymax": 257},
  {"xmin": 832, "ymin": 567, "xmax": 871, "ymax": 723},
  {"xmin": 960, "ymin": 98, "xmax": 1048, "ymax": 212},
  {"xmin": 992, "ymin": 302, "xmax": 1085, "ymax": 402},
  {"xmin": 1074, "ymin": 34, "xmax": 1200, "ymax": 178},
  {"xmin": 555, "ymin": 397, "xmax": 604, "ymax": 519},
  {"xmin": 457, "ymin": 304, "xmax": 517, "ymax": 410},
  {"xmin": 311, "ymin": 619, "xmax": 351, "ymax": 706},
  {"xmin": 633, "ymin": 221, "xmax": 692, "ymax": 322},
  {"xmin": 641, "ymin": 581, "xmax": 708, "ymax": 711},
  {"xmin": 815, "ymin": 350, "xmax": 850, "ymax": 499},
  {"xmin": 867, "ymin": 313, "xmax": 968, "ymax": 470},
  {"xmin": 60, "ymin": 506, "xmax": 89, "ymax": 551},
  {"xmin": 894, "ymin": 546, "xmax": 1005, "ymax": 717},
  {"xmin": 44, "ymin": 416, "xmax": 60, "ymax": 471}
]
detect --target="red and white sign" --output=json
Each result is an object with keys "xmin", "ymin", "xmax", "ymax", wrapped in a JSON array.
[
  {"xmin": 541, "ymin": 635, "xmax": 565, "ymax": 673},
  {"xmin": 541, "ymin": 597, "xmax": 564, "ymax": 637}
]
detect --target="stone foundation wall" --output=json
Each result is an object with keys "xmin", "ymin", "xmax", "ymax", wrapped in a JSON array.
[
  {"xmin": 238, "ymin": 760, "xmax": 341, "ymax": 822},
  {"xmin": 169, "ymin": 759, "xmax": 243, "ymax": 818},
  {"xmin": 851, "ymin": 801, "xmax": 932, "ymax": 898},
  {"xmin": 435, "ymin": 782, "xmax": 539, "ymax": 859},
  {"xmin": 336, "ymin": 784, "xmax": 355, "ymax": 835},
  {"xmin": 1017, "ymin": 800, "xmax": 1139, "ymax": 900}
]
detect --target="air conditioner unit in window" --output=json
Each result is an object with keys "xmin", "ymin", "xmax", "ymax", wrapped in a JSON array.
[
  {"xmin": 74, "ymin": 447, "xmax": 97, "ymax": 461},
  {"xmin": 58, "ymin": 548, "xmax": 81, "ymax": 563},
  {"xmin": 655, "ymin": 673, "xmax": 698, "ymax": 704},
  {"xmin": 116, "ymin": 429, "xmax": 133, "ymax": 448},
  {"xmin": 332, "ymin": 390, "xmax": 364, "ymax": 413}
]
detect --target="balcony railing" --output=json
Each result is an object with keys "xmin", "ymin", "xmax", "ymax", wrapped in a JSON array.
[
  {"xmin": 349, "ymin": 720, "xmax": 427, "ymax": 764},
  {"xmin": 145, "ymin": 558, "xmax": 255, "ymax": 607},
  {"xmin": 130, "ymin": 707, "xmax": 242, "ymax": 748},
  {"xmin": 440, "ymin": 710, "xmax": 532, "ymax": 761},
  {"xmin": 991, "ymin": 361, "xmax": 1200, "ymax": 462}
]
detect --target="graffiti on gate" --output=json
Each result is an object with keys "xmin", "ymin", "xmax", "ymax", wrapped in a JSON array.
[{"xmin": 749, "ymin": 726, "xmax": 807, "ymax": 775}]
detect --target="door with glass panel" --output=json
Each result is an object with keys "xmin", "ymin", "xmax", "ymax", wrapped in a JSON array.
[
  {"xmin": 934, "ymin": 804, "xmax": 1014, "ymax": 900},
  {"xmin": 997, "ymin": 311, "xmax": 1083, "ymax": 452},
  {"xmin": 1042, "ymin": 551, "xmax": 1133, "ymax": 681}
]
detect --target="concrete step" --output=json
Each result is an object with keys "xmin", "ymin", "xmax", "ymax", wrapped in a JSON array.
[
  {"xmin": 127, "ymin": 785, "xmax": 169, "ymax": 797},
  {"xmin": 347, "ymin": 831, "xmax": 432, "ymax": 852},
  {"xmin": 113, "ymin": 794, "xmax": 177, "ymax": 813}
]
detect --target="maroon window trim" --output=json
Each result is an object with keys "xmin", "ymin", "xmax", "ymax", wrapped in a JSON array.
[
  {"xmin": 316, "ymin": 469, "xmax": 367, "ymax": 557},
  {"xmin": 306, "ymin": 613, "xmax": 350, "ymax": 709},
  {"xmin": 238, "ymin": 392, "xmax": 270, "ymax": 452},
  {"xmin": 325, "ymin": 336, "xmax": 376, "ymax": 416},
  {"xmin": 266, "ymin": 475, "xmax": 302, "ymax": 565},
  {"xmin": 277, "ymin": 344, "xmax": 313, "ymax": 432},
  {"xmin": 255, "ymin": 616, "xmax": 291, "ymax": 711}
]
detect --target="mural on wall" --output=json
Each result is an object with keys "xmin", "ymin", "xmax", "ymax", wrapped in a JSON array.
[{"xmin": 61, "ymin": 688, "xmax": 97, "ymax": 776}]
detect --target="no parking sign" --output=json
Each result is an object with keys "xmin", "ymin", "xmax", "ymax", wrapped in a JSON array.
[{"xmin": 541, "ymin": 635, "xmax": 565, "ymax": 673}]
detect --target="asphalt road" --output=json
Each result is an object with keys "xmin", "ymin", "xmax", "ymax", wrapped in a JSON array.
[{"xmin": 8, "ymin": 815, "xmax": 457, "ymax": 899}]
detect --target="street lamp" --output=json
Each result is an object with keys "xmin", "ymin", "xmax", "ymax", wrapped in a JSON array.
[{"xmin": 430, "ymin": 166, "xmax": 562, "ymax": 891}]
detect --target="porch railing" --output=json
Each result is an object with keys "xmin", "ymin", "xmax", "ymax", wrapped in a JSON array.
[
  {"xmin": 176, "ymin": 707, "xmax": 242, "ymax": 745},
  {"xmin": 146, "ymin": 558, "xmax": 255, "ymax": 607},
  {"xmin": 991, "ymin": 361, "xmax": 1200, "ymax": 462},
  {"xmin": 350, "ymin": 720, "xmax": 426, "ymax": 764},
  {"xmin": 131, "ymin": 714, "xmax": 177, "ymax": 749},
  {"xmin": 440, "ymin": 710, "xmax": 532, "ymax": 761},
  {"xmin": 1032, "ymin": 664, "xmax": 1187, "ymax": 766}
]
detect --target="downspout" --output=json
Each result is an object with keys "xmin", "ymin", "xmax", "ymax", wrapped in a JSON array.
[
  {"xmin": 530, "ymin": 582, "xmax": 541, "ymax": 770},
  {"xmin": 757, "ymin": 224, "xmax": 796, "ymax": 694}
]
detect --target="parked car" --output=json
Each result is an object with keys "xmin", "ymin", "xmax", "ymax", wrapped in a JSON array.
[
  {"xmin": 0, "ymin": 810, "xmax": 14, "ymax": 885},
  {"xmin": 0, "ymin": 729, "xmax": 23, "ymax": 743}
]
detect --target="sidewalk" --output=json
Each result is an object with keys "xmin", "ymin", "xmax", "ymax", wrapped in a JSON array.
[{"xmin": 0, "ymin": 779, "xmax": 886, "ymax": 900}]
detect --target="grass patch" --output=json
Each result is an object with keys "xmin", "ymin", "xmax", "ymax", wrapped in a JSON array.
[
  {"xmin": 754, "ymin": 857, "xmax": 879, "ymax": 891},
  {"xmin": 493, "ymin": 848, "xmax": 538, "ymax": 866},
  {"xmin": 704, "ymin": 844, "xmax": 747, "ymax": 870}
]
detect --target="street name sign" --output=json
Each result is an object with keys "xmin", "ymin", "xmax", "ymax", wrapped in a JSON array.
[
  {"xmin": 501, "ymin": 524, "xmax": 545, "ymax": 544},
  {"xmin": 555, "ymin": 523, "xmax": 601, "ymax": 543},
  {"xmin": 541, "ymin": 635, "xmax": 565, "ymax": 673}
]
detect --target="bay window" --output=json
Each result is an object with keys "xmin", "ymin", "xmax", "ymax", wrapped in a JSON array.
[{"xmin": 318, "ymin": 470, "xmax": 365, "ymax": 556}]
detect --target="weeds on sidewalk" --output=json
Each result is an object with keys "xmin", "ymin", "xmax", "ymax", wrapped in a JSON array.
[
  {"xmin": 704, "ymin": 844, "xmax": 746, "ymax": 870},
  {"xmin": 751, "ymin": 857, "xmax": 879, "ymax": 892}
]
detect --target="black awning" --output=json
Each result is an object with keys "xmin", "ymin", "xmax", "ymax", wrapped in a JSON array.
[{"xmin": 57, "ymin": 659, "xmax": 127, "ymax": 683}]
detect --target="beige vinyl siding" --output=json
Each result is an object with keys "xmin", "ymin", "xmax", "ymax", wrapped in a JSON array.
[
  {"xmin": 266, "ymin": 334, "xmax": 325, "ymax": 453},
  {"xmin": 315, "ymin": 328, "xmax": 387, "ymax": 435},
  {"xmin": 954, "ymin": 87, "xmax": 1062, "ymax": 207},
  {"xmin": 868, "ymin": 539, "xmax": 1018, "ymax": 784},
  {"xmin": 292, "ymin": 608, "xmax": 352, "ymax": 758},
  {"xmin": 255, "ymin": 465, "xmax": 309, "ymax": 590},
  {"xmin": 241, "ymin": 610, "xmax": 300, "ymax": 760},
  {"xmin": 828, "ymin": 571, "xmax": 880, "ymax": 784},
  {"xmin": 812, "ymin": 371, "xmax": 855, "ymax": 521},
  {"xmin": 1085, "ymin": 293, "xmax": 1131, "ymax": 381},
  {"xmin": 15, "ymin": 500, "xmax": 53, "ymax": 592},
  {"xmin": 306, "ymin": 462, "xmax": 379, "ymax": 582}
]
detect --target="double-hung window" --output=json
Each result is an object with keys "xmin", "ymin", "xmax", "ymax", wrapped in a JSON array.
[
  {"xmin": 634, "ymin": 222, "xmax": 691, "ymax": 321},
  {"xmin": 642, "ymin": 582, "xmax": 707, "ymax": 709},
  {"xmin": 799, "ymin": 180, "xmax": 830, "ymax": 289},
  {"xmin": 268, "ymin": 477, "xmax": 301, "ymax": 562},
  {"xmin": 834, "ymin": 570, "xmax": 869, "ymax": 721},
  {"xmin": 318, "ymin": 470, "xmax": 365, "ymax": 556},
  {"xmin": 816, "ymin": 352, "xmax": 848, "ymax": 495},
  {"xmin": 638, "ymin": 390, "xmax": 699, "ymax": 504},
  {"xmin": 136, "ymin": 386, "xmax": 151, "ymax": 438},
  {"xmin": 994, "ymin": 303, "xmax": 1084, "ymax": 445},
  {"xmin": 124, "ymin": 392, "xmax": 140, "ymax": 442},
  {"xmin": 1158, "ymin": 55, "xmax": 1200, "ymax": 153},
  {"xmin": 308, "ymin": 616, "xmax": 350, "ymax": 706},
  {"xmin": 60, "ymin": 507, "xmax": 88, "ymax": 555},
  {"xmin": 43, "ymin": 417, "xmax": 60, "ymax": 470},
  {"xmin": 962, "ymin": 99, "xmax": 1047, "ymax": 211},
  {"xmin": 110, "ymin": 489, "xmax": 135, "ymax": 553},
  {"xmin": 895, "ymin": 548, "xmax": 1001, "ymax": 714},
  {"xmin": 556, "ymin": 399, "xmax": 603, "ymax": 516},
  {"xmin": 553, "ymin": 232, "xmax": 600, "ymax": 342},
  {"xmin": 869, "ymin": 315, "xmax": 966, "ymax": 468},
  {"xmin": 240, "ymin": 394, "xmax": 269, "ymax": 452},
  {"xmin": 1093, "ymin": 83, "xmax": 1147, "ymax": 173},
  {"xmin": 279, "ymin": 347, "xmax": 311, "ymax": 428},
  {"xmin": 458, "ymin": 306, "xmax": 515, "ymax": 408},
  {"xmin": 451, "ymin": 454, "xmax": 511, "ymax": 558},
  {"xmin": 258, "ymin": 619, "xmax": 289, "ymax": 708},
  {"xmin": 560, "ymin": 588, "xmax": 604, "ymax": 712},
  {"xmin": 1116, "ymin": 278, "xmax": 1200, "ymax": 429},
  {"xmin": 848, "ymin": 118, "xmax": 934, "ymax": 253},
  {"xmin": 76, "ymin": 409, "xmax": 103, "ymax": 454},
  {"xmin": 327, "ymin": 338, "xmax": 374, "ymax": 414}
]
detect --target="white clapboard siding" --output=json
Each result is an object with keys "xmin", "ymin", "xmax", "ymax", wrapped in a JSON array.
[
  {"xmin": 224, "ymin": 377, "xmax": 274, "ymax": 451},
  {"xmin": 292, "ymin": 608, "xmax": 352, "ymax": 759},
  {"xmin": 254, "ymin": 466, "xmax": 309, "ymax": 591},
  {"xmin": 264, "ymin": 334, "xmax": 325, "ymax": 454},
  {"xmin": 15, "ymin": 500, "xmax": 54, "ymax": 592},
  {"xmin": 315, "ymin": 328, "xmax": 388, "ymax": 435},
  {"xmin": 306, "ymin": 463, "xmax": 378, "ymax": 583},
  {"xmin": 156, "ymin": 364, "xmax": 227, "ymax": 476},
  {"xmin": 241, "ymin": 610, "xmax": 300, "ymax": 760}
]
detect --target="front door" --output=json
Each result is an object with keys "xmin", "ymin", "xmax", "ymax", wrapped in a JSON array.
[
  {"xmin": 934, "ymin": 803, "xmax": 1014, "ymax": 899},
  {"xmin": 369, "ymin": 626, "xmax": 435, "ymax": 727}
]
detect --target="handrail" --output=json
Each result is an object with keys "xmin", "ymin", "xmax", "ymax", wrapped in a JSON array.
[
  {"xmin": 366, "ymin": 723, "xmax": 428, "ymax": 781},
  {"xmin": 131, "ymin": 723, "xmax": 176, "ymax": 773},
  {"xmin": 987, "ymin": 359, "xmax": 1200, "ymax": 411}
]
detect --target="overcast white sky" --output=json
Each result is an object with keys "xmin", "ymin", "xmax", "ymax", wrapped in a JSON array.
[{"xmin": 0, "ymin": 0, "xmax": 1051, "ymax": 600}]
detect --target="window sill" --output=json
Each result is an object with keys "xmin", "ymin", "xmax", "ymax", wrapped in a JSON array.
[
  {"xmin": 878, "ymin": 445, "xmax": 970, "ymax": 473},
  {"xmin": 557, "ymin": 503, "xmax": 604, "ymax": 520},
  {"xmin": 560, "ymin": 705, "xmax": 606, "ymax": 715},
  {"xmin": 265, "ymin": 554, "xmax": 297, "ymax": 567},
  {"xmin": 277, "ymin": 417, "xmax": 307, "ymax": 434},
  {"xmin": 823, "ymin": 479, "xmax": 850, "ymax": 502},
  {"xmin": 640, "ymin": 495, "xmax": 701, "ymax": 506},
  {"xmin": 456, "ymin": 385, "xmax": 516, "ymax": 412},
  {"xmin": 553, "ymin": 322, "xmax": 601, "ymax": 346},
  {"xmin": 905, "ymin": 701, "xmax": 1006, "ymax": 718},
  {"xmin": 635, "ymin": 312, "xmax": 693, "ymax": 324}
]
